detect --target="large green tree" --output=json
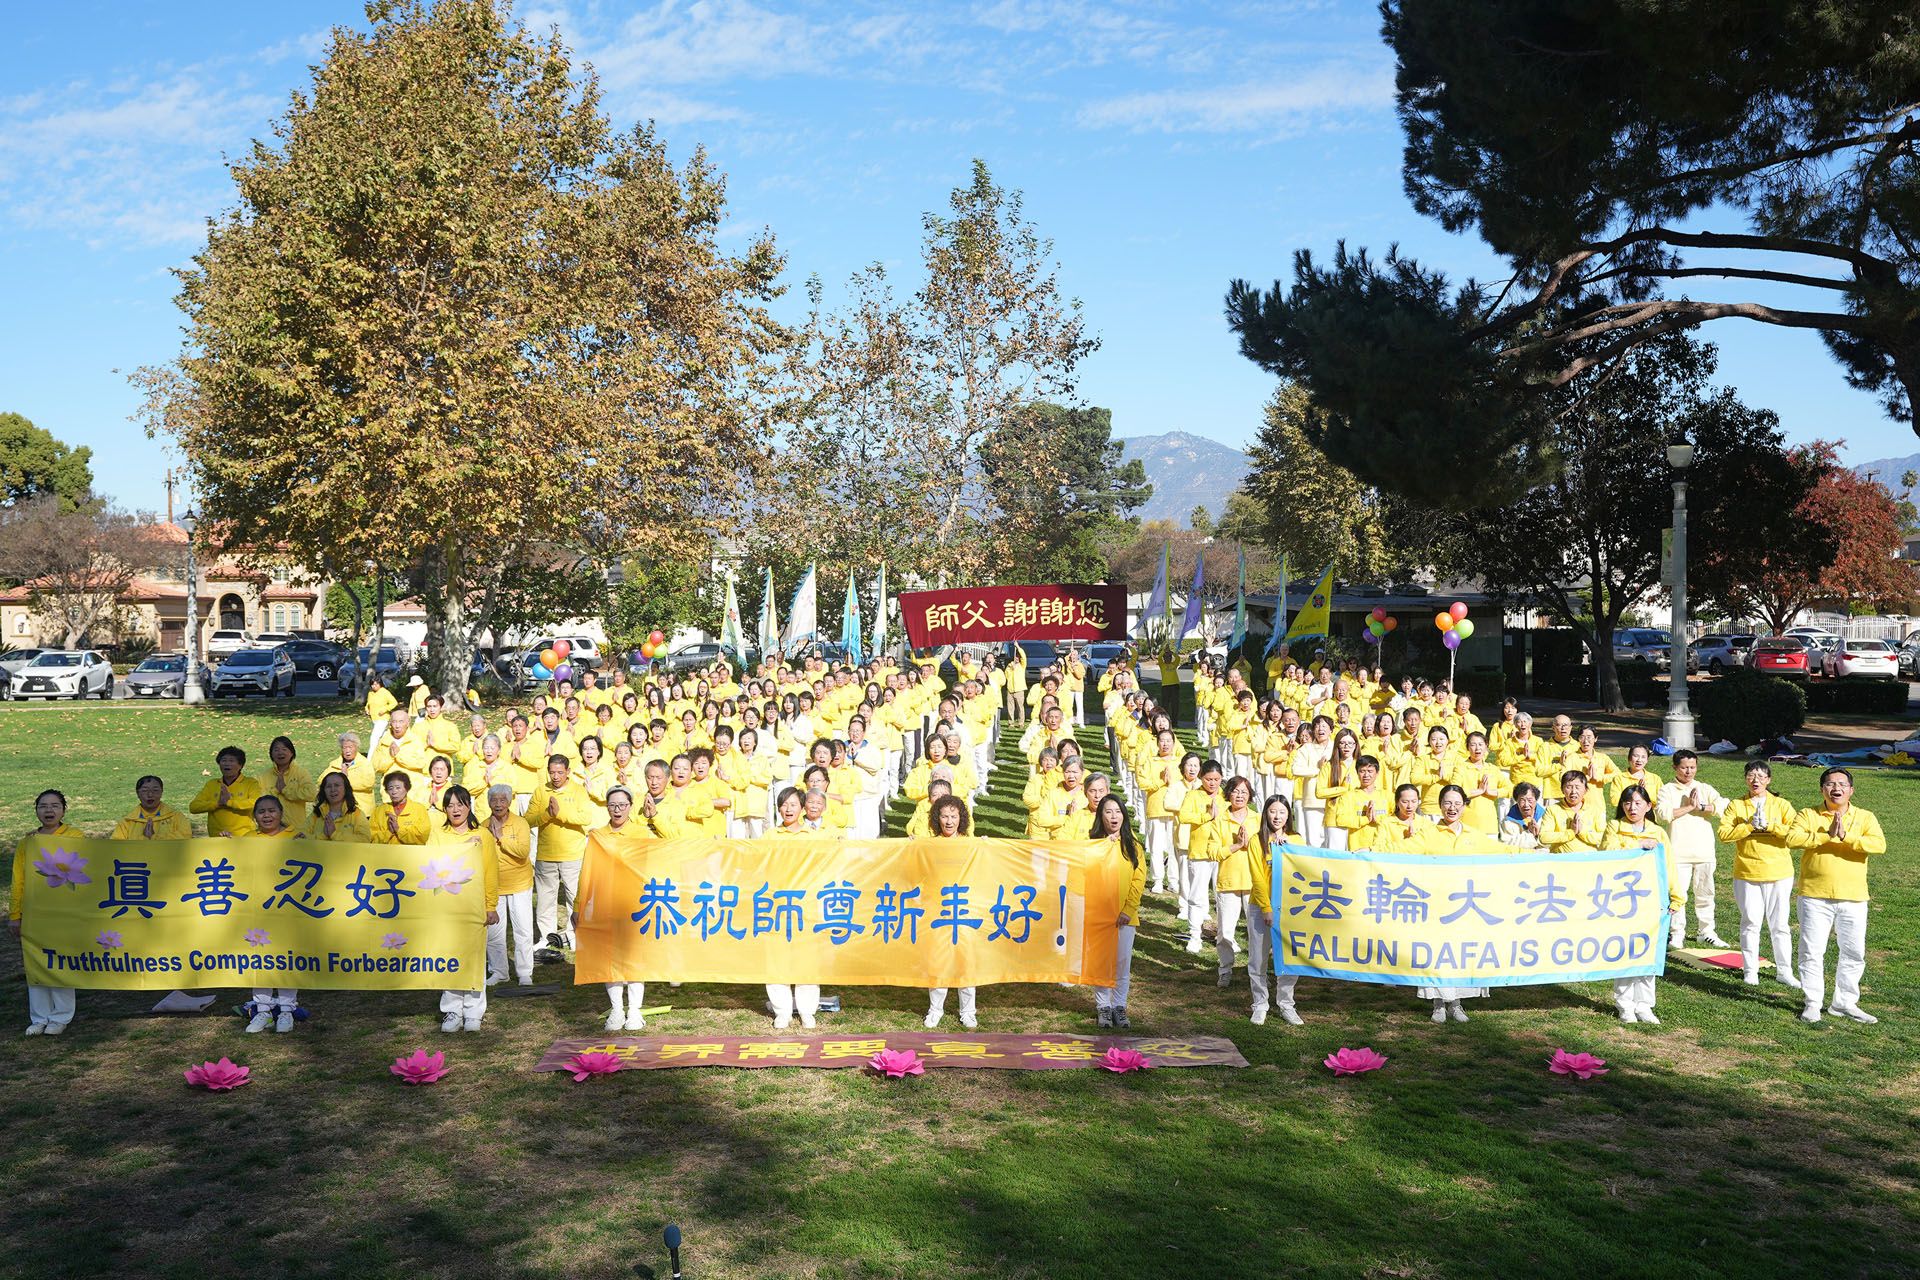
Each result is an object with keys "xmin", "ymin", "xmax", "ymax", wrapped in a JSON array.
[
  {"xmin": 1228, "ymin": 1, "xmax": 1920, "ymax": 507},
  {"xmin": 0, "ymin": 413, "xmax": 92, "ymax": 511},
  {"xmin": 979, "ymin": 403, "xmax": 1151, "ymax": 583},
  {"xmin": 135, "ymin": 0, "xmax": 787, "ymax": 697}
]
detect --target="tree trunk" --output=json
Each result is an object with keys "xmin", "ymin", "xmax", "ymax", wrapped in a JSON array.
[
  {"xmin": 1588, "ymin": 617, "xmax": 1627, "ymax": 713},
  {"xmin": 421, "ymin": 542, "xmax": 476, "ymax": 701}
]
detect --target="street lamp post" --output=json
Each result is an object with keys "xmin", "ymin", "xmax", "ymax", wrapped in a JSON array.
[
  {"xmin": 1664, "ymin": 444, "xmax": 1695, "ymax": 750},
  {"xmin": 181, "ymin": 508, "xmax": 204, "ymax": 706}
]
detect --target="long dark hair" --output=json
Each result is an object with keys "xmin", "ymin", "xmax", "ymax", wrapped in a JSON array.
[
  {"xmin": 311, "ymin": 771, "xmax": 360, "ymax": 817},
  {"xmin": 1257, "ymin": 795, "xmax": 1295, "ymax": 861},
  {"xmin": 1089, "ymin": 794, "xmax": 1142, "ymax": 867}
]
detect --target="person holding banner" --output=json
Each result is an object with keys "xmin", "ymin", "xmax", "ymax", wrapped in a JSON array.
[
  {"xmin": 765, "ymin": 786, "xmax": 824, "ymax": 1029},
  {"xmin": 1411, "ymin": 785, "xmax": 1496, "ymax": 1022},
  {"xmin": 925, "ymin": 793, "xmax": 979, "ymax": 1030},
  {"xmin": 1092, "ymin": 795, "xmax": 1145, "ymax": 1029},
  {"xmin": 574, "ymin": 786, "xmax": 649, "ymax": 1033},
  {"xmin": 13, "ymin": 790, "xmax": 83, "ymax": 1035},
  {"xmin": 111, "ymin": 775, "xmax": 193, "ymax": 841},
  {"xmin": 429, "ymin": 785, "xmax": 500, "ymax": 1032},
  {"xmin": 190, "ymin": 746, "xmax": 263, "ymax": 838},
  {"xmin": 307, "ymin": 771, "xmax": 372, "ymax": 843},
  {"xmin": 1604, "ymin": 785, "xmax": 1675, "ymax": 1024},
  {"xmin": 1787, "ymin": 767, "xmax": 1886, "ymax": 1024},
  {"xmin": 1250, "ymin": 794, "xmax": 1303, "ymax": 1025},
  {"xmin": 239, "ymin": 795, "xmax": 307, "ymax": 1033},
  {"xmin": 1716, "ymin": 761, "xmax": 1800, "ymax": 991}
]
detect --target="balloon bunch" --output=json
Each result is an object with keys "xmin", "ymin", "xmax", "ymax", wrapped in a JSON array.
[
  {"xmin": 1434, "ymin": 602, "xmax": 1474, "ymax": 651},
  {"xmin": 638, "ymin": 630, "xmax": 667, "ymax": 661},
  {"xmin": 1363, "ymin": 607, "xmax": 1398, "ymax": 645},
  {"xmin": 538, "ymin": 639, "xmax": 574, "ymax": 683}
]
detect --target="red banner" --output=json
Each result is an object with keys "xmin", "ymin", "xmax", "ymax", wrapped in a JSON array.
[{"xmin": 900, "ymin": 584, "xmax": 1127, "ymax": 647}]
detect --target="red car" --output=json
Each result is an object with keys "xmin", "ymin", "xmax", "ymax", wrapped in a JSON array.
[{"xmin": 1751, "ymin": 636, "xmax": 1812, "ymax": 680}]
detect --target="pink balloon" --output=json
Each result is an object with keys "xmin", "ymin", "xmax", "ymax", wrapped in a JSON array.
[{"xmin": 1449, "ymin": 602, "xmax": 1468, "ymax": 622}]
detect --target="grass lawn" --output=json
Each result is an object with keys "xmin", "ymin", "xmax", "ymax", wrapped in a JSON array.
[{"xmin": 2, "ymin": 699, "xmax": 1918, "ymax": 1279}]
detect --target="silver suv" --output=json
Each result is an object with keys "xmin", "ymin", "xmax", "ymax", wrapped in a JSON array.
[
  {"xmin": 1613, "ymin": 627, "xmax": 1699, "ymax": 674},
  {"xmin": 1693, "ymin": 634, "xmax": 1755, "ymax": 674}
]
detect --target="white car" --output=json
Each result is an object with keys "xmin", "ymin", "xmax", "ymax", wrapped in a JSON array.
[
  {"xmin": 206, "ymin": 629, "xmax": 254, "ymax": 659},
  {"xmin": 1822, "ymin": 638, "xmax": 1901, "ymax": 681},
  {"xmin": 8, "ymin": 650, "xmax": 114, "ymax": 700}
]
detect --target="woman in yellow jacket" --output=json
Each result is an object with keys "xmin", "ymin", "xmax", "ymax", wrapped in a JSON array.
[
  {"xmin": 13, "ymin": 789, "xmax": 86, "ymax": 1034},
  {"xmin": 306, "ymin": 771, "xmax": 372, "ymax": 842},
  {"xmin": 1091, "ymin": 794, "xmax": 1147, "ymax": 1029},
  {"xmin": 428, "ymin": 785, "xmax": 501, "ymax": 1032},
  {"xmin": 365, "ymin": 677, "xmax": 398, "ymax": 750},
  {"xmin": 1252, "ymin": 792, "xmax": 1305, "ymax": 1024},
  {"xmin": 420, "ymin": 754, "xmax": 458, "ymax": 829},
  {"xmin": 257, "ymin": 735, "xmax": 317, "ymax": 810},
  {"xmin": 1603, "ymin": 784, "xmax": 1676, "ymax": 1024},
  {"xmin": 924, "ymin": 794, "xmax": 980, "ymax": 1029},
  {"xmin": 1456, "ymin": 732, "xmax": 1508, "ymax": 834},
  {"xmin": 572, "ymin": 735, "xmax": 615, "ymax": 829},
  {"xmin": 463, "ymin": 733, "xmax": 511, "ymax": 797},
  {"xmin": 1139, "ymin": 730, "xmax": 1182, "ymax": 894},
  {"xmin": 1325, "ymin": 756, "xmax": 1392, "ymax": 851},
  {"xmin": 324, "ymin": 732, "xmax": 380, "ymax": 812},
  {"xmin": 1207, "ymin": 777, "xmax": 1260, "ymax": 989},
  {"xmin": 1314, "ymin": 729, "xmax": 1362, "ymax": 849},
  {"xmin": 732, "ymin": 728, "xmax": 775, "ymax": 838},
  {"xmin": 371, "ymin": 772, "xmax": 433, "ymax": 846}
]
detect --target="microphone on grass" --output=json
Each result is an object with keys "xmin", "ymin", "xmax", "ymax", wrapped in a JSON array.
[{"xmin": 665, "ymin": 1224, "xmax": 683, "ymax": 1279}]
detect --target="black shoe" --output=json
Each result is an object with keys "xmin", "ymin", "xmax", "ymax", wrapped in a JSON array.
[
  {"xmin": 533, "ymin": 947, "xmax": 563, "ymax": 964},
  {"xmin": 546, "ymin": 932, "xmax": 566, "ymax": 949}
]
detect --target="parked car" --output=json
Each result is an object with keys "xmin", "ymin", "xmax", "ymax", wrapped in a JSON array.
[
  {"xmin": 337, "ymin": 645, "xmax": 403, "ymax": 693},
  {"xmin": 205, "ymin": 629, "xmax": 254, "ymax": 659},
  {"xmin": 1750, "ymin": 635, "xmax": 1812, "ymax": 681},
  {"xmin": 253, "ymin": 631, "xmax": 296, "ymax": 647},
  {"xmin": 1821, "ymin": 637, "xmax": 1901, "ymax": 681},
  {"xmin": 209, "ymin": 647, "xmax": 297, "ymax": 698},
  {"xmin": 9, "ymin": 650, "xmax": 114, "ymax": 700},
  {"xmin": 661, "ymin": 641, "xmax": 729, "ymax": 674},
  {"xmin": 1785, "ymin": 629, "xmax": 1844, "ymax": 668},
  {"xmin": 1693, "ymin": 633, "xmax": 1755, "ymax": 675},
  {"xmin": 1005, "ymin": 640, "xmax": 1059, "ymax": 679},
  {"xmin": 1085, "ymin": 641, "xmax": 1129, "ymax": 681},
  {"xmin": 519, "ymin": 635, "xmax": 602, "ymax": 670},
  {"xmin": 0, "ymin": 647, "xmax": 48, "ymax": 697},
  {"xmin": 125, "ymin": 653, "xmax": 192, "ymax": 699},
  {"xmin": 1897, "ymin": 629, "xmax": 1920, "ymax": 677},
  {"xmin": 1612, "ymin": 627, "xmax": 1699, "ymax": 674},
  {"xmin": 280, "ymin": 638, "xmax": 347, "ymax": 681}
]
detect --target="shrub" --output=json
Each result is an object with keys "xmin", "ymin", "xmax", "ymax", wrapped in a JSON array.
[{"xmin": 1695, "ymin": 668, "xmax": 1807, "ymax": 748}]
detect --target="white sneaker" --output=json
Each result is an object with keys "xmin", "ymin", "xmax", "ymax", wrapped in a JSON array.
[
  {"xmin": 1800, "ymin": 1006, "xmax": 1823, "ymax": 1024},
  {"xmin": 518, "ymin": 977, "xmax": 534, "ymax": 987},
  {"xmin": 1431, "ymin": 1002, "xmax": 1449, "ymax": 1023},
  {"xmin": 923, "ymin": 1010, "xmax": 943, "ymax": 1029},
  {"xmin": 623, "ymin": 1011, "xmax": 646, "ymax": 1032},
  {"xmin": 441, "ymin": 1012, "xmax": 464, "ymax": 1033},
  {"xmin": 1447, "ymin": 1002, "xmax": 1469, "ymax": 1023},
  {"xmin": 1832, "ymin": 1005, "xmax": 1879, "ymax": 1024},
  {"xmin": 1618, "ymin": 1007, "xmax": 1637, "ymax": 1023},
  {"xmin": 1185, "ymin": 939, "xmax": 1204, "ymax": 954},
  {"xmin": 246, "ymin": 1011, "xmax": 273, "ymax": 1033},
  {"xmin": 274, "ymin": 1011, "xmax": 294, "ymax": 1033},
  {"xmin": 1743, "ymin": 972, "xmax": 1760, "ymax": 986},
  {"xmin": 486, "ymin": 972, "xmax": 508, "ymax": 987},
  {"xmin": 1701, "ymin": 932, "xmax": 1730, "ymax": 948},
  {"xmin": 462, "ymin": 1018, "xmax": 482, "ymax": 1032},
  {"xmin": 773, "ymin": 1016, "xmax": 792, "ymax": 1031},
  {"xmin": 1637, "ymin": 1008, "xmax": 1661, "ymax": 1025},
  {"xmin": 1779, "ymin": 974, "xmax": 1803, "ymax": 991},
  {"xmin": 42, "ymin": 1022, "xmax": 65, "ymax": 1036},
  {"xmin": 959, "ymin": 1011, "xmax": 978, "ymax": 1029},
  {"xmin": 1278, "ymin": 1005, "xmax": 1304, "ymax": 1026},
  {"xmin": 605, "ymin": 1008, "xmax": 625, "ymax": 1032},
  {"xmin": 1250, "ymin": 1007, "xmax": 1268, "ymax": 1026},
  {"xmin": 799, "ymin": 1012, "xmax": 816, "ymax": 1029},
  {"xmin": 23, "ymin": 1024, "xmax": 44, "ymax": 1036}
]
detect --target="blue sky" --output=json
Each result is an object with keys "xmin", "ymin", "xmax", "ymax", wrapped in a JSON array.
[{"xmin": 2, "ymin": 0, "xmax": 1912, "ymax": 519}]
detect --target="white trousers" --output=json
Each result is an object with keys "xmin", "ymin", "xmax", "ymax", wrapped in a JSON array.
[
  {"xmin": 1797, "ymin": 897, "xmax": 1868, "ymax": 1011},
  {"xmin": 1324, "ymin": 826, "xmax": 1349, "ymax": 851},
  {"xmin": 27, "ymin": 985, "xmax": 75, "ymax": 1029},
  {"xmin": 1096, "ymin": 924, "xmax": 1137, "ymax": 1009},
  {"xmin": 534, "ymin": 860, "xmax": 581, "ymax": 943},
  {"xmin": 488, "ymin": 887, "xmax": 535, "ymax": 981},
  {"xmin": 1145, "ymin": 817, "xmax": 1174, "ymax": 890},
  {"xmin": 1613, "ymin": 974, "xmax": 1657, "ymax": 1014},
  {"xmin": 439, "ymin": 988, "xmax": 486, "ymax": 1021},
  {"xmin": 1216, "ymin": 890, "xmax": 1247, "ymax": 973},
  {"xmin": 1733, "ymin": 877, "xmax": 1794, "ymax": 978},
  {"xmin": 1299, "ymin": 806, "xmax": 1326, "ymax": 848},
  {"xmin": 606, "ymin": 981, "xmax": 645, "ymax": 1012},
  {"xmin": 928, "ymin": 987, "xmax": 976, "ymax": 1016},
  {"xmin": 252, "ymin": 987, "xmax": 299, "ymax": 1013},
  {"xmin": 1186, "ymin": 861, "xmax": 1218, "ymax": 943},
  {"xmin": 1675, "ymin": 855, "xmax": 1718, "ymax": 938},
  {"xmin": 738, "ymin": 815, "xmax": 767, "ymax": 840},
  {"xmin": 1247, "ymin": 905, "xmax": 1294, "ymax": 1013},
  {"xmin": 767, "ymin": 983, "xmax": 820, "ymax": 1021}
]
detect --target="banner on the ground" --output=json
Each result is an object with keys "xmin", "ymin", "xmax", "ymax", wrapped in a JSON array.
[
  {"xmin": 574, "ymin": 833, "xmax": 1121, "ymax": 987},
  {"xmin": 535, "ymin": 1032, "xmax": 1247, "ymax": 1071},
  {"xmin": 17, "ymin": 835, "xmax": 484, "ymax": 990},
  {"xmin": 900, "ymin": 584, "xmax": 1127, "ymax": 648},
  {"xmin": 1273, "ymin": 844, "xmax": 1668, "ymax": 987}
]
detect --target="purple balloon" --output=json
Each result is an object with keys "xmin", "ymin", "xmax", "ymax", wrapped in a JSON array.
[
  {"xmin": 1362, "ymin": 630, "xmax": 1380, "ymax": 644},
  {"xmin": 553, "ymin": 663, "xmax": 574, "ymax": 682},
  {"xmin": 1442, "ymin": 631, "xmax": 1461, "ymax": 651}
]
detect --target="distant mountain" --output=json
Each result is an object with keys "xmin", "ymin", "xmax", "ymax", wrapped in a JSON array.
[
  {"xmin": 1117, "ymin": 431, "xmax": 1252, "ymax": 526},
  {"xmin": 1852, "ymin": 452, "xmax": 1920, "ymax": 501}
]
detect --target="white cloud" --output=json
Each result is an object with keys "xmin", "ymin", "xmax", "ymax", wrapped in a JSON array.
[
  {"xmin": 591, "ymin": 0, "xmax": 825, "ymax": 86},
  {"xmin": 1077, "ymin": 62, "xmax": 1393, "ymax": 133}
]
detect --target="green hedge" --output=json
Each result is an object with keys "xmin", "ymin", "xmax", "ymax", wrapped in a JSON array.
[
  {"xmin": 1695, "ymin": 669, "xmax": 1807, "ymax": 748},
  {"xmin": 1804, "ymin": 679, "xmax": 1911, "ymax": 716}
]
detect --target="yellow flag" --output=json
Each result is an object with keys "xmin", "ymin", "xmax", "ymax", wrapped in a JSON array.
[{"xmin": 1282, "ymin": 565, "xmax": 1336, "ymax": 644}]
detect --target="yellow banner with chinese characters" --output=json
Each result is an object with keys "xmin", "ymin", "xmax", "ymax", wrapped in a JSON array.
[
  {"xmin": 17, "ymin": 836, "xmax": 484, "ymax": 990},
  {"xmin": 1274, "ymin": 844, "xmax": 1670, "ymax": 986},
  {"xmin": 573, "ymin": 833, "xmax": 1122, "ymax": 987}
]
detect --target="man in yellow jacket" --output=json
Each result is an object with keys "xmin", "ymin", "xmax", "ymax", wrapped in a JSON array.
[
  {"xmin": 1786, "ymin": 766, "xmax": 1886, "ymax": 1024},
  {"xmin": 1716, "ymin": 760, "xmax": 1800, "ymax": 990},
  {"xmin": 189, "ymin": 746, "xmax": 263, "ymax": 837},
  {"xmin": 527, "ymin": 754, "xmax": 596, "ymax": 952},
  {"xmin": 112, "ymin": 775, "xmax": 194, "ymax": 840},
  {"xmin": 484, "ymin": 783, "xmax": 537, "ymax": 985}
]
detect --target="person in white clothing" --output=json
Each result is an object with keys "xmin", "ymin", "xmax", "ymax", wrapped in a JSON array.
[
  {"xmin": 1715, "ymin": 761, "xmax": 1800, "ymax": 990},
  {"xmin": 1653, "ymin": 750, "xmax": 1728, "ymax": 947}
]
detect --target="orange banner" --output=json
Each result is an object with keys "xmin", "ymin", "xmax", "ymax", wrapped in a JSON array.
[{"xmin": 573, "ymin": 834, "xmax": 1121, "ymax": 988}]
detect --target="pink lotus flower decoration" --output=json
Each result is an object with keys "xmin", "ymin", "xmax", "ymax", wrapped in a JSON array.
[
  {"xmin": 391, "ymin": 1049, "xmax": 450, "ymax": 1085},
  {"xmin": 868, "ymin": 1048, "xmax": 926, "ymax": 1078},
  {"xmin": 379, "ymin": 933, "xmax": 408, "ymax": 950},
  {"xmin": 418, "ymin": 857, "xmax": 476, "ymax": 894},
  {"xmin": 184, "ymin": 1058, "xmax": 251, "ymax": 1091},
  {"xmin": 32, "ymin": 848, "xmax": 90, "ymax": 889},
  {"xmin": 244, "ymin": 928, "xmax": 270, "ymax": 947},
  {"xmin": 1324, "ymin": 1046, "xmax": 1388, "ymax": 1076},
  {"xmin": 1101, "ymin": 1047, "xmax": 1151, "ymax": 1073},
  {"xmin": 565, "ymin": 1051, "xmax": 624, "ymax": 1082},
  {"xmin": 95, "ymin": 931, "xmax": 124, "ymax": 949},
  {"xmin": 1548, "ymin": 1049, "xmax": 1609, "ymax": 1080}
]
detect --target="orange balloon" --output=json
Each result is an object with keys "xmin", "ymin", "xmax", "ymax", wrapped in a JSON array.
[
  {"xmin": 1449, "ymin": 601, "xmax": 1469, "ymax": 621},
  {"xmin": 539, "ymin": 649, "xmax": 559, "ymax": 669},
  {"xmin": 1435, "ymin": 612, "xmax": 1454, "ymax": 631},
  {"xmin": 1383, "ymin": 617, "xmax": 1398, "ymax": 632}
]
